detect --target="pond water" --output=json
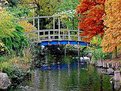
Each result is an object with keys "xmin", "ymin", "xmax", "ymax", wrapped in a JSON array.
[{"xmin": 10, "ymin": 62, "xmax": 114, "ymax": 91}]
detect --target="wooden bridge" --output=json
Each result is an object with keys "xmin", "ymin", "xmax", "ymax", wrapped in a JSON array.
[{"xmin": 25, "ymin": 16, "xmax": 89, "ymax": 46}]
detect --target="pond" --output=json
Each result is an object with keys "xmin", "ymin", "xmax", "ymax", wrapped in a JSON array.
[{"xmin": 10, "ymin": 62, "xmax": 114, "ymax": 91}]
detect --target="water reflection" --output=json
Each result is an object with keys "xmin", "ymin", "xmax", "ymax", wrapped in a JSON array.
[
  {"xmin": 29, "ymin": 64, "xmax": 112, "ymax": 91},
  {"xmin": 10, "ymin": 62, "xmax": 116, "ymax": 91}
]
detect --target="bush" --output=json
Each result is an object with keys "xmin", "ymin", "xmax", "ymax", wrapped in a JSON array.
[
  {"xmin": 92, "ymin": 48, "xmax": 112, "ymax": 62},
  {"xmin": 63, "ymin": 56, "xmax": 73, "ymax": 64},
  {"xmin": 0, "ymin": 57, "xmax": 31, "ymax": 87}
]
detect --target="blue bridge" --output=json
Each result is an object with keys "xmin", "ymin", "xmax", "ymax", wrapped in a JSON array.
[
  {"xmin": 39, "ymin": 40, "xmax": 88, "ymax": 46},
  {"xmin": 25, "ymin": 16, "xmax": 89, "ymax": 46}
]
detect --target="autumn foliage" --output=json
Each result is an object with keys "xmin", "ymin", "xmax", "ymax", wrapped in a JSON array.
[
  {"xmin": 76, "ymin": 0, "xmax": 105, "ymax": 42},
  {"xmin": 18, "ymin": 20, "xmax": 37, "ymax": 38},
  {"xmin": 101, "ymin": 0, "xmax": 121, "ymax": 52},
  {"xmin": 18, "ymin": 20, "xmax": 35, "ymax": 33}
]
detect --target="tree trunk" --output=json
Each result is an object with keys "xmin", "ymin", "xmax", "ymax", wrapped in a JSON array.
[
  {"xmin": 115, "ymin": 47, "xmax": 118, "ymax": 58},
  {"xmin": 72, "ymin": 17, "xmax": 74, "ymax": 30}
]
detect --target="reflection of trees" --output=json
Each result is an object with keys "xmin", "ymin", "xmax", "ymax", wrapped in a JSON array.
[
  {"xmin": 34, "ymin": 65, "xmax": 112, "ymax": 91},
  {"xmin": 60, "ymin": 65, "xmax": 112, "ymax": 91}
]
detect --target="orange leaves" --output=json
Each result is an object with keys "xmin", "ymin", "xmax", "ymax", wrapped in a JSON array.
[
  {"xmin": 76, "ymin": 4, "xmax": 88, "ymax": 14},
  {"xmin": 101, "ymin": 28, "xmax": 121, "ymax": 53},
  {"xmin": 101, "ymin": 0, "xmax": 121, "ymax": 53},
  {"xmin": 76, "ymin": 0, "xmax": 105, "ymax": 42}
]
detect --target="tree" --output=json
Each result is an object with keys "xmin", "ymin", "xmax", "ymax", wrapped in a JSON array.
[
  {"xmin": 6, "ymin": 0, "xmax": 20, "ymax": 6},
  {"xmin": 101, "ymin": 0, "xmax": 121, "ymax": 57},
  {"xmin": 76, "ymin": 0, "xmax": 105, "ymax": 42},
  {"xmin": 56, "ymin": 0, "xmax": 79, "ymax": 30},
  {"xmin": 18, "ymin": 0, "xmax": 61, "ymax": 16},
  {"xmin": 18, "ymin": 0, "xmax": 62, "ymax": 29},
  {"xmin": 91, "ymin": 35, "xmax": 102, "ymax": 47},
  {"xmin": 18, "ymin": 20, "xmax": 37, "ymax": 39},
  {"xmin": 0, "ymin": 8, "xmax": 15, "ymax": 38},
  {"xmin": 0, "ymin": 8, "xmax": 29, "ymax": 55}
]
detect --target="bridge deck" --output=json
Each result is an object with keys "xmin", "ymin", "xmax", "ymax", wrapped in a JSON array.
[{"xmin": 39, "ymin": 40, "xmax": 89, "ymax": 46}]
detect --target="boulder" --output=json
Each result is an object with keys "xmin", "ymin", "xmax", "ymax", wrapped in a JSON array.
[
  {"xmin": 114, "ymin": 70, "xmax": 121, "ymax": 81},
  {"xmin": 107, "ymin": 68, "xmax": 114, "ymax": 75},
  {"xmin": 96, "ymin": 60, "xmax": 103, "ymax": 67},
  {"xmin": 113, "ymin": 81, "xmax": 121, "ymax": 90},
  {"xmin": 0, "ymin": 72, "xmax": 11, "ymax": 89},
  {"xmin": 80, "ymin": 57, "xmax": 90, "ymax": 63}
]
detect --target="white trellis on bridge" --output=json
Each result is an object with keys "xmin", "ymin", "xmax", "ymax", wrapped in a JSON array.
[{"xmin": 25, "ymin": 15, "xmax": 82, "ymax": 43}]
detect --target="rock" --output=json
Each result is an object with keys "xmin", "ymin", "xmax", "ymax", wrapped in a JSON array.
[
  {"xmin": 107, "ymin": 68, "xmax": 114, "ymax": 75},
  {"xmin": 80, "ymin": 57, "xmax": 90, "ymax": 63},
  {"xmin": 19, "ymin": 86, "xmax": 35, "ymax": 91},
  {"xmin": 96, "ymin": 60, "xmax": 103, "ymax": 67},
  {"xmin": 87, "ymin": 52, "xmax": 92, "ymax": 60},
  {"xmin": 114, "ymin": 81, "xmax": 121, "ymax": 90},
  {"xmin": 0, "ymin": 72, "xmax": 11, "ymax": 89},
  {"xmin": 97, "ymin": 68, "xmax": 106, "ymax": 74},
  {"xmin": 114, "ymin": 70, "xmax": 121, "ymax": 81}
]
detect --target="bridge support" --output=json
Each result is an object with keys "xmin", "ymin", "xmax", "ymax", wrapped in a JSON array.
[
  {"xmin": 64, "ymin": 45, "xmax": 67, "ymax": 58},
  {"xmin": 45, "ymin": 54, "xmax": 48, "ymax": 65},
  {"xmin": 45, "ymin": 48, "xmax": 48, "ymax": 65}
]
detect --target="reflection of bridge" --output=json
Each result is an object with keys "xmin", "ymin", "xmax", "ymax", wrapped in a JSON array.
[{"xmin": 26, "ymin": 16, "xmax": 89, "ymax": 46}]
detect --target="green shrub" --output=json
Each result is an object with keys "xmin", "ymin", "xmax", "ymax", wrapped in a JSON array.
[
  {"xmin": 92, "ymin": 48, "xmax": 112, "ymax": 62},
  {"xmin": 63, "ymin": 56, "xmax": 73, "ymax": 64},
  {"xmin": 0, "ymin": 61, "xmax": 26, "ymax": 86}
]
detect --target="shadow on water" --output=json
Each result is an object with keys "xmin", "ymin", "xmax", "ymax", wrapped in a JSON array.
[{"xmin": 10, "ymin": 62, "xmax": 116, "ymax": 91}]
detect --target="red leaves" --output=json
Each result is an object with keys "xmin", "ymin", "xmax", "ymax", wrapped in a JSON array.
[
  {"xmin": 76, "ymin": 0, "xmax": 105, "ymax": 42},
  {"xmin": 96, "ymin": 0, "xmax": 105, "ymax": 4},
  {"xmin": 76, "ymin": 4, "xmax": 88, "ymax": 14},
  {"xmin": 87, "ymin": 5, "xmax": 104, "ymax": 19},
  {"xmin": 76, "ymin": 0, "xmax": 96, "ymax": 13}
]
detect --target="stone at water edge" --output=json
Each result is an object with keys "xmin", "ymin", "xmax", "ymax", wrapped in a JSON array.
[
  {"xmin": 0, "ymin": 72, "xmax": 11, "ymax": 89},
  {"xmin": 113, "ymin": 70, "xmax": 121, "ymax": 81},
  {"xmin": 96, "ymin": 60, "xmax": 103, "ymax": 67},
  {"xmin": 107, "ymin": 68, "xmax": 114, "ymax": 75}
]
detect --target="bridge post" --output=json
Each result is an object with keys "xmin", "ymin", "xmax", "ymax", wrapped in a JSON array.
[
  {"xmin": 53, "ymin": 16, "xmax": 55, "ymax": 29},
  {"xmin": 68, "ymin": 30, "xmax": 71, "ymax": 40},
  {"xmin": 37, "ymin": 16, "xmax": 40, "ymax": 42},
  {"xmin": 78, "ymin": 42, "xmax": 80, "ymax": 61},
  {"xmin": 53, "ymin": 16, "xmax": 55, "ymax": 40},
  {"xmin": 77, "ymin": 54, "xmax": 80, "ymax": 87},
  {"xmin": 64, "ymin": 45, "xmax": 67, "ymax": 58},
  {"xmin": 78, "ymin": 28, "xmax": 80, "ymax": 41},
  {"xmin": 45, "ymin": 48, "xmax": 48, "ymax": 65},
  {"xmin": 48, "ymin": 30, "xmax": 51, "ymax": 41},
  {"xmin": 78, "ymin": 46, "xmax": 80, "ymax": 57},
  {"xmin": 58, "ymin": 18, "xmax": 61, "ymax": 40},
  {"xmin": 32, "ymin": 16, "xmax": 35, "ymax": 27}
]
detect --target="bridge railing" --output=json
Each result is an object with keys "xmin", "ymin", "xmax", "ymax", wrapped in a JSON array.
[
  {"xmin": 24, "ymin": 16, "xmax": 82, "ymax": 43},
  {"xmin": 27, "ymin": 29, "xmax": 81, "ymax": 43}
]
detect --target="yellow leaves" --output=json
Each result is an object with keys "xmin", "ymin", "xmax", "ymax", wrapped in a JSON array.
[
  {"xmin": 0, "ymin": 41, "xmax": 5, "ymax": 52},
  {"xmin": 18, "ymin": 20, "xmax": 36, "ymax": 32},
  {"xmin": 60, "ymin": 14, "xmax": 68, "ymax": 19},
  {"xmin": 0, "ymin": 9, "xmax": 16, "ymax": 37},
  {"xmin": 18, "ymin": 20, "xmax": 37, "ymax": 39},
  {"xmin": 91, "ymin": 36, "xmax": 102, "ymax": 46}
]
